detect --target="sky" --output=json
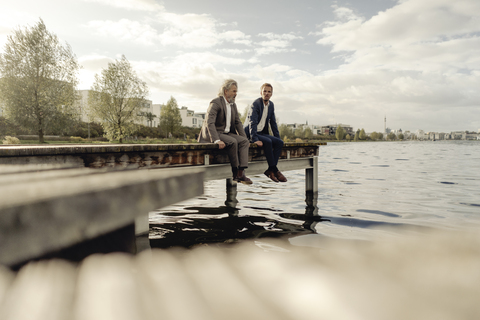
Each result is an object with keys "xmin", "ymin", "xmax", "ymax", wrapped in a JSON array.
[{"xmin": 1, "ymin": 0, "xmax": 479, "ymax": 133}]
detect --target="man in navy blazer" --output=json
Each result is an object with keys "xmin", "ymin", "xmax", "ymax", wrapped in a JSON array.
[{"xmin": 244, "ymin": 83, "xmax": 287, "ymax": 182}]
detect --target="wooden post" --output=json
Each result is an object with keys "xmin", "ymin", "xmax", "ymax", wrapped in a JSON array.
[
  {"xmin": 225, "ymin": 178, "xmax": 238, "ymax": 213},
  {"xmin": 305, "ymin": 156, "xmax": 318, "ymax": 193}
]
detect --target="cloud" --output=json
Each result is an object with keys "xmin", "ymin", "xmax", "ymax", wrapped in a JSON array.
[
  {"xmin": 77, "ymin": 54, "xmax": 115, "ymax": 89},
  {"xmin": 81, "ymin": 0, "xmax": 163, "ymax": 11},
  {"xmin": 318, "ymin": 1, "xmax": 480, "ymax": 50},
  {"xmin": 84, "ymin": 10, "xmax": 252, "ymax": 49},
  {"xmin": 255, "ymin": 32, "xmax": 303, "ymax": 55},
  {"xmin": 296, "ymin": 0, "xmax": 480, "ymax": 131},
  {"xmin": 85, "ymin": 19, "xmax": 158, "ymax": 45},
  {"xmin": 156, "ymin": 13, "xmax": 220, "ymax": 48}
]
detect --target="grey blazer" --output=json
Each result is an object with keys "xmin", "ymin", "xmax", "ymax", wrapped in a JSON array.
[{"xmin": 198, "ymin": 96, "xmax": 247, "ymax": 143}]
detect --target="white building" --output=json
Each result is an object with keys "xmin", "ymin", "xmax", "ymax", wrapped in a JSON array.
[
  {"xmin": 179, "ymin": 106, "xmax": 204, "ymax": 128},
  {"xmin": 76, "ymin": 90, "xmax": 156, "ymax": 126}
]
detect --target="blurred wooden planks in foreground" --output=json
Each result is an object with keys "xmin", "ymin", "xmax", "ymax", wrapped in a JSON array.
[{"xmin": 1, "ymin": 229, "xmax": 479, "ymax": 320}]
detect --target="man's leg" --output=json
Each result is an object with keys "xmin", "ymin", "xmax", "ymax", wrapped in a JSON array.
[
  {"xmin": 258, "ymin": 133, "xmax": 286, "ymax": 182},
  {"xmin": 230, "ymin": 133, "xmax": 249, "ymax": 169},
  {"xmin": 219, "ymin": 133, "xmax": 252, "ymax": 184},
  {"xmin": 219, "ymin": 133, "xmax": 240, "ymax": 168},
  {"xmin": 257, "ymin": 134, "xmax": 276, "ymax": 170}
]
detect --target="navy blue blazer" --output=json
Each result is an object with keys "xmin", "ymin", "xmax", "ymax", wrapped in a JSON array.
[{"xmin": 244, "ymin": 97, "xmax": 280, "ymax": 142}]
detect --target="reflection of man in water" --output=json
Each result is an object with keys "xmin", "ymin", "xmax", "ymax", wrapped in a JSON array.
[
  {"xmin": 198, "ymin": 79, "xmax": 252, "ymax": 184},
  {"xmin": 244, "ymin": 83, "xmax": 287, "ymax": 183}
]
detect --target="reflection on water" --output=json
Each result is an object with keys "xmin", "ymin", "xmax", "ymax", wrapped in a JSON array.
[
  {"xmin": 150, "ymin": 188, "xmax": 330, "ymax": 248},
  {"xmin": 150, "ymin": 141, "xmax": 480, "ymax": 249}
]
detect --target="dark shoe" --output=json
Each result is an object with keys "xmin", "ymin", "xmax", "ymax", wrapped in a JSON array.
[
  {"xmin": 264, "ymin": 170, "xmax": 279, "ymax": 182},
  {"xmin": 235, "ymin": 169, "xmax": 253, "ymax": 184},
  {"xmin": 275, "ymin": 171, "xmax": 287, "ymax": 182}
]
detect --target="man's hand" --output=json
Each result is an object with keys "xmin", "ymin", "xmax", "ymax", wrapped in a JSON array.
[
  {"xmin": 254, "ymin": 140, "xmax": 263, "ymax": 147},
  {"xmin": 216, "ymin": 141, "xmax": 226, "ymax": 149}
]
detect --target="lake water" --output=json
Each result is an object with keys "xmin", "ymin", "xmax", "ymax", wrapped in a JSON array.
[{"xmin": 149, "ymin": 141, "xmax": 480, "ymax": 249}]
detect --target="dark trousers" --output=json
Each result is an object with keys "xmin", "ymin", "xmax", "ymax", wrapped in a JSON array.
[{"xmin": 257, "ymin": 133, "xmax": 284, "ymax": 172}]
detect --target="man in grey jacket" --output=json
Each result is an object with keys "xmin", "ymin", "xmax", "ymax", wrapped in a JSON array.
[{"xmin": 198, "ymin": 79, "xmax": 252, "ymax": 184}]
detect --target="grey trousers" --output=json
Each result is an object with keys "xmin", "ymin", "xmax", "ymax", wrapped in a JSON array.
[{"xmin": 219, "ymin": 133, "xmax": 249, "ymax": 168}]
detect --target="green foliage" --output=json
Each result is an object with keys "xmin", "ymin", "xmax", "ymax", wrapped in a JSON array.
[
  {"xmin": 346, "ymin": 134, "xmax": 351, "ymax": 141},
  {"xmin": 294, "ymin": 126, "xmax": 304, "ymax": 138},
  {"xmin": 354, "ymin": 130, "xmax": 359, "ymax": 142},
  {"xmin": 336, "ymin": 125, "xmax": 345, "ymax": 141},
  {"xmin": 387, "ymin": 132, "xmax": 396, "ymax": 140},
  {"xmin": 370, "ymin": 132, "xmax": 379, "ymax": 141},
  {"xmin": 279, "ymin": 124, "xmax": 294, "ymax": 140},
  {"xmin": 398, "ymin": 133, "xmax": 404, "ymax": 140},
  {"xmin": 89, "ymin": 55, "xmax": 148, "ymax": 143},
  {"xmin": 0, "ymin": 19, "xmax": 80, "ymax": 143},
  {"xmin": 304, "ymin": 127, "xmax": 313, "ymax": 139},
  {"xmin": 2, "ymin": 136, "xmax": 20, "ymax": 144},
  {"xmin": 160, "ymin": 96, "xmax": 182, "ymax": 137},
  {"xmin": 143, "ymin": 112, "xmax": 157, "ymax": 127},
  {"xmin": 359, "ymin": 128, "xmax": 367, "ymax": 140},
  {"xmin": 378, "ymin": 132, "xmax": 384, "ymax": 140}
]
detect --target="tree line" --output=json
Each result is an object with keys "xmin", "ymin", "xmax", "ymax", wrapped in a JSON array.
[
  {"xmin": 334, "ymin": 125, "xmax": 403, "ymax": 141},
  {"xmin": 0, "ymin": 20, "xmax": 406, "ymax": 144},
  {"xmin": 0, "ymin": 19, "xmax": 185, "ymax": 143}
]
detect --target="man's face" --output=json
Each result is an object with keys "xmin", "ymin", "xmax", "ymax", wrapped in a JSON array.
[
  {"xmin": 224, "ymin": 85, "xmax": 237, "ymax": 103},
  {"xmin": 261, "ymin": 86, "xmax": 273, "ymax": 101}
]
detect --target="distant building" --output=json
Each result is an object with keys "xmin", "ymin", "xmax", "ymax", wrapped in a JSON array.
[
  {"xmin": 179, "ymin": 106, "xmax": 204, "ymax": 128},
  {"xmin": 318, "ymin": 124, "xmax": 353, "ymax": 136},
  {"xmin": 76, "ymin": 90, "xmax": 154, "ymax": 126}
]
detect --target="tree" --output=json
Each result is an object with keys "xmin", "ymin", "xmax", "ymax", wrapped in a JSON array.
[
  {"xmin": 354, "ymin": 130, "xmax": 360, "ymax": 142},
  {"xmin": 0, "ymin": 19, "xmax": 79, "ymax": 143},
  {"xmin": 89, "ymin": 55, "xmax": 148, "ymax": 143},
  {"xmin": 336, "ymin": 125, "xmax": 345, "ymax": 141},
  {"xmin": 304, "ymin": 127, "xmax": 313, "ymax": 139},
  {"xmin": 294, "ymin": 126, "xmax": 304, "ymax": 138},
  {"xmin": 398, "ymin": 133, "xmax": 404, "ymax": 140},
  {"xmin": 160, "ymin": 96, "xmax": 182, "ymax": 137},
  {"xmin": 359, "ymin": 128, "xmax": 367, "ymax": 140},
  {"xmin": 378, "ymin": 132, "xmax": 384, "ymax": 140},
  {"xmin": 370, "ymin": 132, "xmax": 379, "ymax": 141},
  {"xmin": 279, "ymin": 124, "xmax": 293, "ymax": 140},
  {"xmin": 387, "ymin": 132, "xmax": 396, "ymax": 140},
  {"xmin": 346, "ymin": 134, "xmax": 351, "ymax": 141},
  {"xmin": 144, "ymin": 112, "xmax": 156, "ymax": 127}
]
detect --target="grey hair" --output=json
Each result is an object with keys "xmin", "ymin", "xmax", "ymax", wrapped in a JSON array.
[{"xmin": 218, "ymin": 79, "xmax": 238, "ymax": 97}]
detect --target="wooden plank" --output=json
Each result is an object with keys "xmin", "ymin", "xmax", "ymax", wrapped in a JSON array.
[
  {"xmin": 0, "ymin": 166, "xmax": 204, "ymax": 267},
  {"xmin": 0, "ymin": 143, "xmax": 323, "ymax": 169},
  {"xmin": 0, "ymin": 230, "xmax": 479, "ymax": 320}
]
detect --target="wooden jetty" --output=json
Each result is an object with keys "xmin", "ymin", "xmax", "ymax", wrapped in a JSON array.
[
  {"xmin": 1, "ymin": 142, "xmax": 480, "ymax": 319},
  {"xmin": 0, "ymin": 142, "xmax": 324, "ymax": 267}
]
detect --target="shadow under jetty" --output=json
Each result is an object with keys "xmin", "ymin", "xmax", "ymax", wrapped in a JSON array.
[{"xmin": 149, "ymin": 187, "xmax": 329, "ymax": 249}]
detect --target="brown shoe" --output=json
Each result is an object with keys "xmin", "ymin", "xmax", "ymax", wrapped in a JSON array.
[
  {"xmin": 275, "ymin": 171, "xmax": 287, "ymax": 182},
  {"xmin": 264, "ymin": 170, "xmax": 279, "ymax": 182},
  {"xmin": 235, "ymin": 169, "xmax": 253, "ymax": 184}
]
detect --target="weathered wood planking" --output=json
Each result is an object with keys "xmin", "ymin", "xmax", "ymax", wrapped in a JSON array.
[
  {"xmin": 0, "ymin": 230, "xmax": 479, "ymax": 320},
  {"xmin": 0, "ymin": 142, "xmax": 324, "ymax": 168},
  {"xmin": 0, "ymin": 164, "xmax": 204, "ymax": 267}
]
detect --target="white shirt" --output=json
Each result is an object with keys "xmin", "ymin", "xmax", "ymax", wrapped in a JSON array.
[
  {"xmin": 256, "ymin": 100, "xmax": 269, "ymax": 132},
  {"xmin": 214, "ymin": 96, "xmax": 233, "ymax": 143},
  {"xmin": 223, "ymin": 96, "xmax": 232, "ymax": 134}
]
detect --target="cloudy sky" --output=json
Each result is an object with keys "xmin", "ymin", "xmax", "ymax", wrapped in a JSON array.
[{"xmin": 1, "ymin": 0, "xmax": 479, "ymax": 133}]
